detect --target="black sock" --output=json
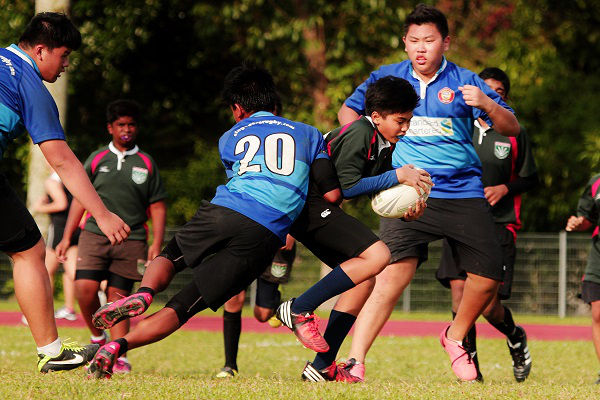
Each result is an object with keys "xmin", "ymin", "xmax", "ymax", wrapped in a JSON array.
[
  {"xmin": 223, "ymin": 310, "xmax": 242, "ymax": 371},
  {"xmin": 114, "ymin": 338, "xmax": 128, "ymax": 357},
  {"xmin": 312, "ymin": 310, "xmax": 356, "ymax": 370},
  {"xmin": 489, "ymin": 306, "xmax": 517, "ymax": 338},
  {"xmin": 137, "ymin": 287, "xmax": 155, "ymax": 297},
  {"xmin": 463, "ymin": 324, "xmax": 479, "ymax": 368}
]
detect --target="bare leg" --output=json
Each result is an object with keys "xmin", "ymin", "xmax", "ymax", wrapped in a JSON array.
[
  {"xmin": 447, "ymin": 273, "xmax": 498, "ymax": 341},
  {"xmin": 482, "ymin": 293, "xmax": 504, "ymax": 322},
  {"xmin": 76, "ymin": 278, "xmax": 103, "ymax": 336},
  {"xmin": 139, "ymin": 256, "xmax": 176, "ymax": 292},
  {"xmin": 347, "ymin": 257, "xmax": 418, "ymax": 362},
  {"xmin": 124, "ymin": 307, "xmax": 181, "ymax": 350},
  {"xmin": 44, "ymin": 247, "xmax": 60, "ymax": 294},
  {"xmin": 591, "ymin": 301, "xmax": 600, "ymax": 365},
  {"xmin": 339, "ymin": 241, "xmax": 390, "ymax": 284},
  {"xmin": 9, "ymin": 239, "xmax": 58, "ymax": 346},
  {"xmin": 62, "ymin": 246, "xmax": 78, "ymax": 311},
  {"xmin": 449, "ymin": 279, "xmax": 465, "ymax": 314}
]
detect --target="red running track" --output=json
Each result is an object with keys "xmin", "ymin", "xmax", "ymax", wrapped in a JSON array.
[{"xmin": 0, "ymin": 311, "xmax": 590, "ymax": 341}]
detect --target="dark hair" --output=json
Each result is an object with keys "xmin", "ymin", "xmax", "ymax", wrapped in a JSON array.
[
  {"xmin": 19, "ymin": 12, "xmax": 81, "ymax": 50},
  {"xmin": 222, "ymin": 63, "xmax": 279, "ymax": 114},
  {"xmin": 479, "ymin": 67, "xmax": 510, "ymax": 97},
  {"xmin": 106, "ymin": 99, "xmax": 140, "ymax": 123},
  {"xmin": 365, "ymin": 76, "xmax": 419, "ymax": 116},
  {"xmin": 404, "ymin": 4, "xmax": 449, "ymax": 39}
]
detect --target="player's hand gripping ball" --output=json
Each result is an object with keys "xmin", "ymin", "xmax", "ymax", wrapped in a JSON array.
[{"xmin": 371, "ymin": 179, "xmax": 432, "ymax": 218}]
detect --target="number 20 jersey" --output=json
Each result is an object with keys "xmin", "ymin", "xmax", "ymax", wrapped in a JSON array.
[{"xmin": 211, "ymin": 111, "xmax": 328, "ymax": 242}]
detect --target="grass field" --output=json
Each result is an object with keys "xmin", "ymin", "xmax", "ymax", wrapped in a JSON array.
[{"xmin": 2, "ymin": 313, "xmax": 599, "ymax": 400}]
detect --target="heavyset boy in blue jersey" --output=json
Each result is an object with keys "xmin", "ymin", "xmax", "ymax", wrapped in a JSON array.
[
  {"xmin": 0, "ymin": 12, "xmax": 129, "ymax": 373},
  {"xmin": 86, "ymin": 64, "xmax": 328, "ymax": 378},
  {"xmin": 338, "ymin": 4, "xmax": 521, "ymax": 382},
  {"xmin": 436, "ymin": 68, "xmax": 537, "ymax": 382}
]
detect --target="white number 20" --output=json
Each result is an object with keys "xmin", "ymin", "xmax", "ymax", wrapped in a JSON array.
[{"xmin": 235, "ymin": 133, "xmax": 296, "ymax": 176}]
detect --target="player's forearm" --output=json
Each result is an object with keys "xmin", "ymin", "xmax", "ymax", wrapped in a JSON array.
[
  {"xmin": 149, "ymin": 200, "xmax": 167, "ymax": 248},
  {"xmin": 40, "ymin": 140, "xmax": 110, "ymax": 220},
  {"xmin": 338, "ymin": 104, "xmax": 360, "ymax": 126},
  {"xmin": 62, "ymin": 199, "xmax": 85, "ymax": 241},
  {"xmin": 486, "ymin": 102, "xmax": 520, "ymax": 136}
]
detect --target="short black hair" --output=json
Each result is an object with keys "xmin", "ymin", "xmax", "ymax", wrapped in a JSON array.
[
  {"xmin": 106, "ymin": 99, "xmax": 140, "ymax": 123},
  {"xmin": 404, "ymin": 4, "xmax": 449, "ymax": 39},
  {"xmin": 365, "ymin": 76, "xmax": 419, "ymax": 116},
  {"xmin": 19, "ymin": 12, "xmax": 81, "ymax": 50},
  {"xmin": 479, "ymin": 67, "xmax": 511, "ymax": 97},
  {"xmin": 222, "ymin": 63, "xmax": 279, "ymax": 114}
]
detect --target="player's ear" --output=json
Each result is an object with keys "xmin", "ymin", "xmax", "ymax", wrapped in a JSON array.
[
  {"xmin": 442, "ymin": 35, "xmax": 450, "ymax": 52},
  {"xmin": 231, "ymin": 104, "xmax": 248, "ymax": 122},
  {"xmin": 371, "ymin": 110, "xmax": 382, "ymax": 125}
]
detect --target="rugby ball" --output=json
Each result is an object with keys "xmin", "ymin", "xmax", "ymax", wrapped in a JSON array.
[{"xmin": 371, "ymin": 181, "xmax": 431, "ymax": 218}]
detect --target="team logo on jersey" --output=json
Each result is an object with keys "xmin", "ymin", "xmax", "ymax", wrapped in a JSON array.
[
  {"xmin": 437, "ymin": 87, "xmax": 455, "ymax": 104},
  {"xmin": 270, "ymin": 262, "xmax": 287, "ymax": 278},
  {"xmin": 99, "ymin": 166, "xmax": 110, "ymax": 173},
  {"xmin": 494, "ymin": 142, "xmax": 511, "ymax": 159},
  {"xmin": 131, "ymin": 167, "xmax": 148, "ymax": 184},
  {"xmin": 321, "ymin": 209, "xmax": 331, "ymax": 218}
]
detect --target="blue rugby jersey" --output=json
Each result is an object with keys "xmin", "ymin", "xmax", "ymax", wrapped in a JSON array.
[
  {"xmin": 0, "ymin": 44, "xmax": 65, "ymax": 160},
  {"xmin": 344, "ymin": 58, "xmax": 515, "ymax": 199},
  {"xmin": 212, "ymin": 111, "xmax": 327, "ymax": 242}
]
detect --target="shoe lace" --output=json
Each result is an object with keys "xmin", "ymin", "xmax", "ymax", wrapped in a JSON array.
[
  {"xmin": 334, "ymin": 363, "xmax": 359, "ymax": 381},
  {"xmin": 61, "ymin": 338, "xmax": 85, "ymax": 352}
]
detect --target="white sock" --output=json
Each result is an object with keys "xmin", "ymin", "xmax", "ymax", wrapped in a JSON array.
[
  {"xmin": 37, "ymin": 337, "xmax": 62, "ymax": 357},
  {"xmin": 91, "ymin": 332, "xmax": 106, "ymax": 341}
]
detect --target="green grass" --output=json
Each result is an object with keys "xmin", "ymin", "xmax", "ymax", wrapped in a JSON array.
[{"xmin": 1, "ymin": 322, "xmax": 599, "ymax": 399}]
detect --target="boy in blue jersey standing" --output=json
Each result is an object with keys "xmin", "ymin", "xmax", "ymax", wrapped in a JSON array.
[
  {"xmin": 338, "ymin": 4, "xmax": 520, "ymax": 382},
  {"xmin": 86, "ymin": 63, "xmax": 328, "ymax": 378},
  {"xmin": 0, "ymin": 12, "xmax": 130, "ymax": 373}
]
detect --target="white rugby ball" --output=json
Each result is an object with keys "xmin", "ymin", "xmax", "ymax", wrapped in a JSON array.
[{"xmin": 371, "ymin": 181, "xmax": 431, "ymax": 218}]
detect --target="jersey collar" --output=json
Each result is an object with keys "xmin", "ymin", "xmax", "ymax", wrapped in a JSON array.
[
  {"xmin": 365, "ymin": 116, "xmax": 392, "ymax": 154},
  {"xmin": 6, "ymin": 44, "xmax": 41, "ymax": 77},
  {"xmin": 108, "ymin": 141, "xmax": 139, "ymax": 171},
  {"xmin": 250, "ymin": 111, "xmax": 275, "ymax": 118},
  {"xmin": 409, "ymin": 57, "xmax": 448, "ymax": 99}
]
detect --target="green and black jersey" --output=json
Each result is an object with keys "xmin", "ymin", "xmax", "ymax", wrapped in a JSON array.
[
  {"xmin": 473, "ymin": 123, "xmax": 537, "ymax": 229},
  {"xmin": 577, "ymin": 173, "xmax": 600, "ymax": 284},
  {"xmin": 83, "ymin": 142, "xmax": 167, "ymax": 241},
  {"xmin": 325, "ymin": 116, "xmax": 397, "ymax": 198}
]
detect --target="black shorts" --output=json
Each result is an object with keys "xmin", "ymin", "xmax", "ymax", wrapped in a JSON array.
[
  {"xmin": 582, "ymin": 280, "xmax": 600, "ymax": 304},
  {"xmin": 0, "ymin": 174, "xmax": 42, "ymax": 253},
  {"xmin": 255, "ymin": 278, "xmax": 281, "ymax": 309},
  {"xmin": 290, "ymin": 209, "xmax": 379, "ymax": 268},
  {"xmin": 437, "ymin": 223, "xmax": 515, "ymax": 299},
  {"xmin": 379, "ymin": 198, "xmax": 503, "ymax": 281},
  {"xmin": 174, "ymin": 201, "xmax": 281, "ymax": 311},
  {"xmin": 260, "ymin": 243, "xmax": 296, "ymax": 284},
  {"xmin": 47, "ymin": 220, "xmax": 80, "ymax": 249}
]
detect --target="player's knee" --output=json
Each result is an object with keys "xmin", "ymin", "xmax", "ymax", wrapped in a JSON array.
[
  {"xmin": 159, "ymin": 238, "xmax": 188, "ymax": 272},
  {"xmin": 165, "ymin": 282, "xmax": 207, "ymax": 325},
  {"xmin": 592, "ymin": 303, "xmax": 600, "ymax": 323},
  {"xmin": 254, "ymin": 306, "xmax": 273, "ymax": 322},
  {"xmin": 361, "ymin": 241, "xmax": 391, "ymax": 274}
]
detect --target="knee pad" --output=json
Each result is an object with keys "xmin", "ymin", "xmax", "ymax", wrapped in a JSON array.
[
  {"xmin": 165, "ymin": 281, "xmax": 207, "ymax": 325},
  {"xmin": 159, "ymin": 238, "xmax": 188, "ymax": 272}
]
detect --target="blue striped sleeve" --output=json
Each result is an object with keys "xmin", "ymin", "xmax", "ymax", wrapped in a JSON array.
[{"xmin": 342, "ymin": 169, "xmax": 397, "ymax": 198}]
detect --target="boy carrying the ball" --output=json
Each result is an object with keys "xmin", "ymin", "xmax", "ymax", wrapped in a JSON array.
[{"xmin": 278, "ymin": 75, "xmax": 432, "ymax": 382}]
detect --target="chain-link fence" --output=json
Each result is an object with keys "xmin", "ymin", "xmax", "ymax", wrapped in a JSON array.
[{"xmin": 0, "ymin": 231, "xmax": 592, "ymax": 316}]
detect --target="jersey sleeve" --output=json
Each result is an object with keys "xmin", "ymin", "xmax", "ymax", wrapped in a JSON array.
[
  {"xmin": 331, "ymin": 123, "xmax": 372, "ymax": 190},
  {"xmin": 470, "ymin": 75, "xmax": 515, "ymax": 126},
  {"xmin": 82, "ymin": 153, "xmax": 94, "ymax": 178},
  {"xmin": 515, "ymin": 126, "xmax": 537, "ymax": 178},
  {"xmin": 310, "ymin": 157, "xmax": 341, "ymax": 195},
  {"xmin": 17, "ymin": 74, "xmax": 65, "ymax": 144},
  {"xmin": 577, "ymin": 175, "xmax": 600, "ymax": 223},
  {"xmin": 147, "ymin": 156, "xmax": 168, "ymax": 204}
]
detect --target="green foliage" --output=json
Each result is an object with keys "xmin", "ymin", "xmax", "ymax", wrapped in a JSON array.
[{"xmin": 4, "ymin": 0, "xmax": 600, "ymax": 230}]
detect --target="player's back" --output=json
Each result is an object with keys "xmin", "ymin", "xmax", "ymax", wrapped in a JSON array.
[{"xmin": 212, "ymin": 111, "xmax": 326, "ymax": 241}]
